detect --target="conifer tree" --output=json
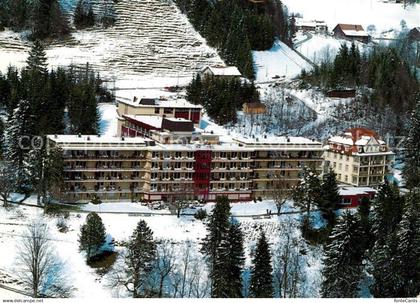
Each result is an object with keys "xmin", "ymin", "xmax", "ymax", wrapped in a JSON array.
[
  {"xmin": 370, "ymin": 180, "xmax": 405, "ymax": 297},
  {"xmin": 201, "ymin": 196, "xmax": 231, "ymax": 267},
  {"xmin": 0, "ymin": 161, "xmax": 17, "ymax": 207},
  {"xmin": 79, "ymin": 212, "xmax": 106, "ymax": 260},
  {"xmin": 28, "ymin": 140, "xmax": 64, "ymax": 205},
  {"xmin": 125, "ymin": 220, "xmax": 156, "ymax": 298},
  {"xmin": 211, "ymin": 222, "xmax": 245, "ymax": 298},
  {"xmin": 392, "ymin": 193, "xmax": 420, "ymax": 297},
  {"xmin": 292, "ymin": 166, "xmax": 322, "ymax": 220},
  {"xmin": 371, "ymin": 179, "xmax": 403, "ymax": 243},
  {"xmin": 320, "ymin": 167, "xmax": 340, "ymax": 226},
  {"xmin": 0, "ymin": 118, "xmax": 4, "ymax": 156},
  {"xmin": 74, "ymin": 0, "xmax": 95, "ymax": 29},
  {"xmin": 249, "ymin": 231, "xmax": 273, "ymax": 298},
  {"xmin": 321, "ymin": 212, "xmax": 364, "ymax": 298},
  {"xmin": 357, "ymin": 196, "xmax": 372, "ymax": 252},
  {"xmin": 31, "ymin": 0, "xmax": 69, "ymax": 39},
  {"xmin": 402, "ymin": 100, "xmax": 420, "ymax": 190},
  {"xmin": 4, "ymin": 99, "xmax": 35, "ymax": 192},
  {"xmin": 370, "ymin": 233, "xmax": 400, "ymax": 297},
  {"xmin": 26, "ymin": 40, "xmax": 48, "ymax": 75}
]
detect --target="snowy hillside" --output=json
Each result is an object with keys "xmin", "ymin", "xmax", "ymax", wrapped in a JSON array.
[
  {"xmin": 0, "ymin": 202, "xmax": 323, "ymax": 298},
  {"xmin": 0, "ymin": 0, "xmax": 223, "ymax": 82},
  {"xmin": 253, "ymin": 40, "xmax": 311, "ymax": 81},
  {"xmin": 283, "ymin": 0, "xmax": 419, "ymax": 34}
]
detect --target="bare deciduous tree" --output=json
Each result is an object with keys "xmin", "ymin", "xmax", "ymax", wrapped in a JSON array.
[
  {"xmin": 271, "ymin": 174, "xmax": 290, "ymax": 215},
  {"xmin": 149, "ymin": 240, "xmax": 176, "ymax": 298},
  {"xmin": 17, "ymin": 220, "xmax": 74, "ymax": 298},
  {"xmin": 273, "ymin": 220, "xmax": 304, "ymax": 298}
]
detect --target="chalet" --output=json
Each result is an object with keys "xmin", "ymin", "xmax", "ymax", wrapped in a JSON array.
[
  {"xmin": 295, "ymin": 19, "xmax": 328, "ymax": 33},
  {"xmin": 338, "ymin": 186, "xmax": 376, "ymax": 208},
  {"xmin": 200, "ymin": 65, "xmax": 242, "ymax": 79},
  {"xmin": 333, "ymin": 24, "xmax": 370, "ymax": 43},
  {"xmin": 408, "ymin": 27, "xmax": 420, "ymax": 41},
  {"xmin": 243, "ymin": 102, "xmax": 267, "ymax": 115}
]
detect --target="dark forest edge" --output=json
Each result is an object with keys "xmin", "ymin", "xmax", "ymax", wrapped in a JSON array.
[
  {"xmin": 298, "ymin": 39, "xmax": 419, "ymax": 135},
  {"xmin": 0, "ymin": 0, "xmax": 116, "ymax": 40},
  {"xmin": 175, "ymin": 0, "xmax": 296, "ymax": 79}
]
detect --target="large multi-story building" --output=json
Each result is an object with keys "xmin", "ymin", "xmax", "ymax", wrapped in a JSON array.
[
  {"xmin": 323, "ymin": 128, "xmax": 394, "ymax": 187},
  {"xmin": 47, "ymin": 132, "xmax": 324, "ymax": 203}
]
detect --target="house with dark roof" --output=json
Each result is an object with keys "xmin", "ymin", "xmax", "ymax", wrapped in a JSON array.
[{"xmin": 333, "ymin": 24, "xmax": 370, "ymax": 43}]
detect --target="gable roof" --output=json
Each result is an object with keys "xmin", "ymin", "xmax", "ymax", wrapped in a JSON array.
[
  {"xmin": 334, "ymin": 24, "xmax": 369, "ymax": 37},
  {"xmin": 202, "ymin": 65, "xmax": 242, "ymax": 77}
]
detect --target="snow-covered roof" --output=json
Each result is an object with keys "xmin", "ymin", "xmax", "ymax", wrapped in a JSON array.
[
  {"xmin": 164, "ymin": 117, "xmax": 191, "ymax": 123},
  {"xmin": 295, "ymin": 19, "xmax": 327, "ymax": 28},
  {"xmin": 152, "ymin": 142, "xmax": 254, "ymax": 152},
  {"xmin": 342, "ymin": 29, "xmax": 369, "ymax": 37},
  {"xmin": 335, "ymin": 24, "xmax": 369, "ymax": 37},
  {"xmin": 202, "ymin": 66, "xmax": 242, "ymax": 77},
  {"xmin": 124, "ymin": 115, "xmax": 163, "ymax": 128},
  {"xmin": 329, "ymin": 135, "xmax": 385, "ymax": 146},
  {"xmin": 339, "ymin": 186, "xmax": 376, "ymax": 196},
  {"xmin": 329, "ymin": 135, "xmax": 354, "ymax": 146},
  {"xmin": 233, "ymin": 135, "xmax": 323, "ymax": 150},
  {"xmin": 47, "ymin": 134, "xmax": 148, "ymax": 144},
  {"xmin": 118, "ymin": 98, "xmax": 202, "ymax": 109}
]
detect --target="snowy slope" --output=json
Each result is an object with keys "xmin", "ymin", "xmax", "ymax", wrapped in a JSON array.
[
  {"xmin": 253, "ymin": 40, "xmax": 311, "ymax": 81},
  {"xmin": 282, "ymin": 0, "xmax": 419, "ymax": 34},
  {"xmin": 295, "ymin": 34, "xmax": 371, "ymax": 63},
  {"xmin": 0, "ymin": 200, "xmax": 323, "ymax": 298},
  {"xmin": 0, "ymin": 0, "xmax": 223, "ymax": 82}
]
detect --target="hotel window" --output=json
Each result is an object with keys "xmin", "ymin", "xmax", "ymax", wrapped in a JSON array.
[
  {"xmin": 155, "ymin": 107, "xmax": 160, "ymax": 114},
  {"xmin": 164, "ymin": 108, "xmax": 173, "ymax": 114},
  {"xmin": 345, "ymin": 165, "xmax": 349, "ymax": 171}
]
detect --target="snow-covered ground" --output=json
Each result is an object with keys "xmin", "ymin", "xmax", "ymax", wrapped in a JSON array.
[
  {"xmin": 0, "ymin": 287, "xmax": 28, "ymax": 298},
  {"xmin": 295, "ymin": 34, "xmax": 370, "ymax": 64},
  {"xmin": 283, "ymin": 0, "xmax": 419, "ymax": 34},
  {"xmin": 0, "ymin": 200, "xmax": 323, "ymax": 298},
  {"xmin": 0, "ymin": 0, "xmax": 224, "ymax": 82},
  {"xmin": 253, "ymin": 40, "xmax": 311, "ymax": 82},
  {"xmin": 98, "ymin": 103, "xmax": 118, "ymax": 137}
]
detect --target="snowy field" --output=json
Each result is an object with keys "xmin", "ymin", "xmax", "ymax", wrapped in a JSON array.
[
  {"xmin": 282, "ymin": 0, "xmax": 419, "ymax": 34},
  {"xmin": 253, "ymin": 40, "xmax": 311, "ymax": 81},
  {"xmin": 295, "ymin": 34, "xmax": 371, "ymax": 64},
  {"xmin": 0, "ymin": 0, "xmax": 224, "ymax": 83},
  {"xmin": 0, "ymin": 200, "xmax": 323, "ymax": 298}
]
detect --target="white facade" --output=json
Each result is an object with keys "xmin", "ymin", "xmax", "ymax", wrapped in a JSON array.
[{"xmin": 324, "ymin": 130, "xmax": 394, "ymax": 187}]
